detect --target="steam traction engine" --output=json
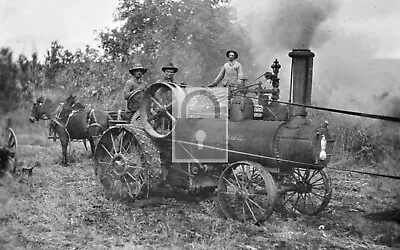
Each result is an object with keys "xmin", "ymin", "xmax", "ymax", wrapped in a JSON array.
[{"xmin": 93, "ymin": 49, "xmax": 334, "ymax": 224}]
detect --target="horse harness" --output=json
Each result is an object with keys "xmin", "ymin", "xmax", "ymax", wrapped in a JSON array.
[
  {"xmin": 50, "ymin": 103, "xmax": 75, "ymax": 142},
  {"xmin": 87, "ymin": 109, "xmax": 107, "ymax": 131},
  {"xmin": 51, "ymin": 104, "xmax": 105, "ymax": 142}
]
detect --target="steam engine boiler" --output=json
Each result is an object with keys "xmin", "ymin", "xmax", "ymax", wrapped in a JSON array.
[{"xmin": 227, "ymin": 49, "xmax": 333, "ymax": 169}]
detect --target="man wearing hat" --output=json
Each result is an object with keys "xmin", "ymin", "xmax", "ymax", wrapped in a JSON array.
[
  {"xmin": 208, "ymin": 49, "xmax": 244, "ymax": 90},
  {"xmin": 154, "ymin": 62, "xmax": 178, "ymax": 107},
  {"xmin": 159, "ymin": 62, "xmax": 187, "ymax": 87},
  {"xmin": 123, "ymin": 62, "xmax": 148, "ymax": 112},
  {"xmin": 161, "ymin": 62, "xmax": 178, "ymax": 83}
]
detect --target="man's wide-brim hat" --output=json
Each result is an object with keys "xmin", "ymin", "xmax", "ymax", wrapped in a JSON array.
[
  {"xmin": 226, "ymin": 49, "xmax": 238, "ymax": 59},
  {"xmin": 129, "ymin": 62, "xmax": 147, "ymax": 75},
  {"xmin": 162, "ymin": 62, "xmax": 178, "ymax": 73}
]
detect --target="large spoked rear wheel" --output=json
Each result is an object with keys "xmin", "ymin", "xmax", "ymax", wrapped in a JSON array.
[
  {"xmin": 7, "ymin": 128, "xmax": 18, "ymax": 173},
  {"xmin": 218, "ymin": 161, "xmax": 277, "ymax": 224},
  {"xmin": 280, "ymin": 168, "xmax": 332, "ymax": 215},
  {"xmin": 140, "ymin": 82, "xmax": 186, "ymax": 138},
  {"xmin": 94, "ymin": 125, "xmax": 161, "ymax": 200}
]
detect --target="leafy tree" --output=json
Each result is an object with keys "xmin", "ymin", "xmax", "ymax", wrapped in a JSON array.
[
  {"xmin": 98, "ymin": 0, "xmax": 255, "ymax": 86},
  {"xmin": 17, "ymin": 54, "xmax": 34, "ymax": 101},
  {"xmin": 0, "ymin": 48, "xmax": 21, "ymax": 113},
  {"xmin": 30, "ymin": 52, "xmax": 44, "ymax": 88},
  {"xmin": 44, "ymin": 41, "xmax": 65, "ymax": 86}
]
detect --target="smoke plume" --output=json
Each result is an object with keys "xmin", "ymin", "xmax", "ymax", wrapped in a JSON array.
[
  {"xmin": 235, "ymin": 0, "xmax": 338, "ymax": 52},
  {"xmin": 233, "ymin": 0, "xmax": 400, "ymax": 115}
]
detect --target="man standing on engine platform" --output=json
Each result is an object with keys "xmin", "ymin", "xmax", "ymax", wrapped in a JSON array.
[
  {"xmin": 208, "ymin": 49, "xmax": 245, "ymax": 91},
  {"xmin": 123, "ymin": 62, "xmax": 148, "ymax": 112}
]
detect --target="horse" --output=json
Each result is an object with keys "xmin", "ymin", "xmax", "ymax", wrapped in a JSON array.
[
  {"xmin": 29, "ymin": 96, "xmax": 59, "ymax": 123},
  {"xmin": 30, "ymin": 95, "xmax": 110, "ymax": 166}
]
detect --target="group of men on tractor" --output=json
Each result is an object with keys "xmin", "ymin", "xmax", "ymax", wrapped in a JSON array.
[{"xmin": 123, "ymin": 49, "xmax": 245, "ymax": 113}]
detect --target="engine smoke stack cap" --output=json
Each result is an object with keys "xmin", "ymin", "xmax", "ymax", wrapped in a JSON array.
[{"xmin": 288, "ymin": 49, "xmax": 315, "ymax": 58}]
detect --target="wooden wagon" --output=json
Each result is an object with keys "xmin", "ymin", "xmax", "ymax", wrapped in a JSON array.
[{"xmin": 0, "ymin": 117, "xmax": 18, "ymax": 174}]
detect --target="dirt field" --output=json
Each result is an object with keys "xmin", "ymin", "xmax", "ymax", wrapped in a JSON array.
[{"xmin": 1, "ymin": 121, "xmax": 399, "ymax": 250}]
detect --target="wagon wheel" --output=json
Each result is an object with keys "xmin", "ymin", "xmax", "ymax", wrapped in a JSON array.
[
  {"xmin": 140, "ymin": 82, "xmax": 186, "ymax": 138},
  {"xmin": 218, "ymin": 161, "xmax": 277, "ymax": 224},
  {"xmin": 280, "ymin": 168, "xmax": 332, "ymax": 215},
  {"xmin": 6, "ymin": 128, "xmax": 18, "ymax": 173},
  {"xmin": 94, "ymin": 126, "xmax": 147, "ymax": 200}
]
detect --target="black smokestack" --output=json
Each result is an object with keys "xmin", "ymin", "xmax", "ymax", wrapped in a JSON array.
[{"xmin": 289, "ymin": 49, "xmax": 315, "ymax": 117}]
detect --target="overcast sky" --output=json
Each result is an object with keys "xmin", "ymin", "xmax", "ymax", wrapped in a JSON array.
[
  {"xmin": 330, "ymin": 1, "xmax": 400, "ymax": 58},
  {"xmin": 1, "ymin": 0, "xmax": 400, "ymax": 59},
  {"xmin": 0, "ymin": 0, "xmax": 120, "ymax": 59}
]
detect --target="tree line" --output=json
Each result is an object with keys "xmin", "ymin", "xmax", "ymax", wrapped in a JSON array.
[{"xmin": 0, "ymin": 0, "xmax": 255, "ymax": 113}]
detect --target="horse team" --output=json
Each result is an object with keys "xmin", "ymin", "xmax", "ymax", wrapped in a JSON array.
[{"xmin": 29, "ymin": 94, "xmax": 110, "ymax": 166}]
